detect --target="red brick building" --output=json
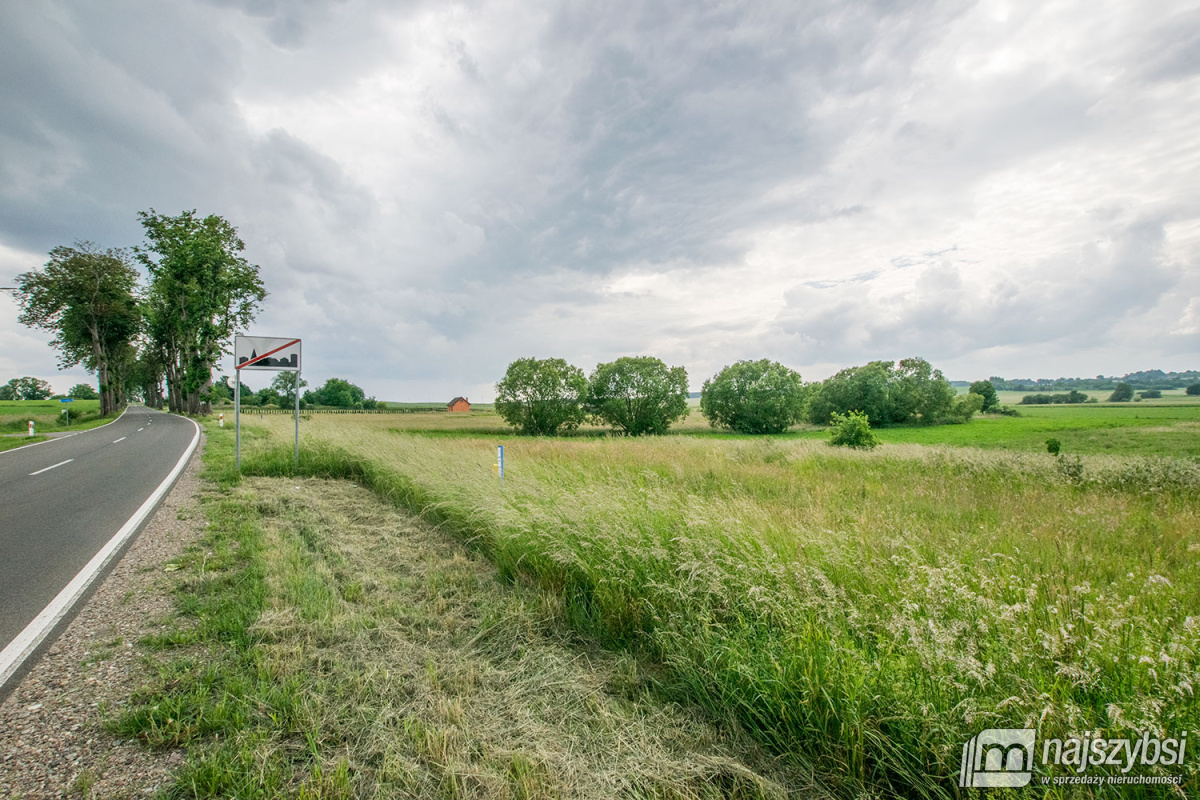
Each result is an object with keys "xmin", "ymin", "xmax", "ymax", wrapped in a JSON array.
[{"xmin": 447, "ymin": 396, "xmax": 470, "ymax": 412}]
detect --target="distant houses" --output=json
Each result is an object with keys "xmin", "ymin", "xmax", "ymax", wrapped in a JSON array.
[{"xmin": 447, "ymin": 396, "xmax": 470, "ymax": 412}]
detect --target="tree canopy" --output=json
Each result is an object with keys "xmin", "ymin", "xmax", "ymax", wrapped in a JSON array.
[
  {"xmin": 68, "ymin": 383, "xmax": 99, "ymax": 399},
  {"xmin": 586, "ymin": 356, "xmax": 689, "ymax": 435},
  {"xmin": 968, "ymin": 380, "xmax": 999, "ymax": 411},
  {"xmin": 14, "ymin": 242, "xmax": 141, "ymax": 416},
  {"xmin": 1108, "ymin": 382, "xmax": 1134, "ymax": 402},
  {"xmin": 805, "ymin": 357, "xmax": 960, "ymax": 426},
  {"xmin": 700, "ymin": 359, "xmax": 806, "ymax": 434},
  {"xmin": 2, "ymin": 377, "xmax": 54, "ymax": 401},
  {"xmin": 303, "ymin": 377, "xmax": 371, "ymax": 409},
  {"xmin": 138, "ymin": 209, "xmax": 266, "ymax": 415},
  {"xmin": 495, "ymin": 357, "xmax": 588, "ymax": 435}
]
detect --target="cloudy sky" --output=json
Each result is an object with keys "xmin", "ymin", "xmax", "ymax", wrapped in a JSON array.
[{"xmin": 1, "ymin": 0, "xmax": 1197, "ymax": 401}]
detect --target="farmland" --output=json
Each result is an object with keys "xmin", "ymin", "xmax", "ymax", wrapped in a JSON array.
[
  {"xmin": 119, "ymin": 401, "xmax": 1200, "ymax": 798},
  {"xmin": 0, "ymin": 398, "xmax": 106, "ymax": 435}
]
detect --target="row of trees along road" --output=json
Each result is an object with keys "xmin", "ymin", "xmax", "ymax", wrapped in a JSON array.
[
  {"xmin": 14, "ymin": 210, "xmax": 266, "ymax": 417},
  {"xmin": 496, "ymin": 355, "xmax": 989, "ymax": 436}
]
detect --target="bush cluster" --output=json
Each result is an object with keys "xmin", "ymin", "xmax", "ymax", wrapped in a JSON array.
[{"xmin": 1020, "ymin": 390, "xmax": 1089, "ymax": 405}]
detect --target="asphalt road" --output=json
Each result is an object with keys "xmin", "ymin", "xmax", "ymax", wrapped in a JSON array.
[{"xmin": 0, "ymin": 406, "xmax": 198, "ymax": 660}]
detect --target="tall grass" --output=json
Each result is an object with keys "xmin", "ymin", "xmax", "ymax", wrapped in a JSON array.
[{"xmin": 239, "ymin": 417, "xmax": 1200, "ymax": 797}]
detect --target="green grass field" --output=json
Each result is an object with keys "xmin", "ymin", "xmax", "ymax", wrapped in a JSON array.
[
  {"xmin": 0, "ymin": 398, "xmax": 108, "ymax": 436},
  {"xmin": 156, "ymin": 408, "xmax": 1197, "ymax": 798},
  {"xmin": 376, "ymin": 402, "xmax": 1200, "ymax": 458}
]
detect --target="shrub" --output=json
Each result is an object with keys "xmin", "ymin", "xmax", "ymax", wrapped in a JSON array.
[
  {"xmin": 1138, "ymin": 389, "xmax": 1162, "ymax": 399},
  {"xmin": 1187, "ymin": 383, "xmax": 1200, "ymax": 396},
  {"xmin": 829, "ymin": 410, "xmax": 878, "ymax": 449},
  {"xmin": 495, "ymin": 357, "xmax": 588, "ymax": 435},
  {"xmin": 700, "ymin": 359, "xmax": 805, "ymax": 434},
  {"xmin": 586, "ymin": 356, "xmax": 689, "ymax": 436},
  {"xmin": 1045, "ymin": 437, "xmax": 1061, "ymax": 455}
]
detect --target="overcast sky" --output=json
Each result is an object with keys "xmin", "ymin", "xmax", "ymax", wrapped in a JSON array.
[{"xmin": 2, "ymin": 1, "xmax": 1198, "ymax": 401}]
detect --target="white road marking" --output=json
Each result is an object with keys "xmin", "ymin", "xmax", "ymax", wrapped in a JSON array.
[
  {"xmin": 113, "ymin": 437, "xmax": 127, "ymax": 443},
  {"xmin": 29, "ymin": 459, "xmax": 73, "ymax": 476},
  {"xmin": 0, "ymin": 414, "xmax": 200, "ymax": 690},
  {"xmin": 138, "ymin": 428, "xmax": 144, "ymax": 432}
]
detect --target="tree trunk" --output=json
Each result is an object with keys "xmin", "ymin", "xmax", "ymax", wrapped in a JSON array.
[{"xmin": 199, "ymin": 372, "xmax": 213, "ymax": 416}]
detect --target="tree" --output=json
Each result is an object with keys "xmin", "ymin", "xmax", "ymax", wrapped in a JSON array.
[
  {"xmin": 303, "ymin": 377, "xmax": 367, "ymax": 408},
  {"xmin": 1108, "ymin": 382, "xmax": 1134, "ymax": 402},
  {"xmin": 68, "ymin": 383, "xmax": 99, "ymax": 399},
  {"xmin": 1187, "ymin": 383, "xmax": 1200, "ymax": 396},
  {"xmin": 14, "ymin": 242, "xmax": 141, "ymax": 416},
  {"xmin": 138, "ymin": 210, "xmax": 266, "ymax": 416},
  {"xmin": 495, "ymin": 357, "xmax": 588, "ymax": 435},
  {"xmin": 586, "ymin": 356, "xmax": 689, "ymax": 435},
  {"xmin": 806, "ymin": 357, "xmax": 958, "ymax": 426},
  {"xmin": 805, "ymin": 361, "xmax": 892, "ymax": 424},
  {"xmin": 700, "ymin": 359, "xmax": 806, "ymax": 434},
  {"xmin": 210, "ymin": 377, "xmax": 232, "ymax": 404},
  {"xmin": 968, "ymin": 380, "xmax": 999, "ymax": 411},
  {"xmin": 270, "ymin": 372, "xmax": 307, "ymax": 407},
  {"xmin": 4, "ymin": 377, "xmax": 54, "ymax": 400},
  {"xmin": 256, "ymin": 387, "xmax": 282, "ymax": 407},
  {"xmin": 0, "ymin": 383, "xmax": 13, "ymax": 401}
]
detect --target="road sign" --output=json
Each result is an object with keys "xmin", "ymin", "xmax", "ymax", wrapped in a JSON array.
[
  {"xmin": 235, "ymin": 336, "xmax": 301, "ymax": 371},
  {"xmin": 60, "ymin": 398, "xmax": 73, "ymax": 403},
  {"xmin": 233, "ymin": 334, "xmax": 303, "ymax": 473}
]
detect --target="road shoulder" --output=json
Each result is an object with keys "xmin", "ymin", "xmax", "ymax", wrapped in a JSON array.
[{"xmin": 0, "ymin": 433, "xmax": 206, "ymax": 797}]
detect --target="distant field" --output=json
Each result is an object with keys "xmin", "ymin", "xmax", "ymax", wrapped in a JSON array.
[
  {"xmin": 975, "ymin": 387, "xmax": 1197, "ymax": 406},
  {"xmin": 380, "ymin": 402, "xmax": 1200, "ymax": 458},
  {"xmin": 221, "ymin": 413, "xmax": 1200, "ymax": 797},
  {"xmin": 0, "ymin": 399, "xmax": 107, "ymax": 435}
]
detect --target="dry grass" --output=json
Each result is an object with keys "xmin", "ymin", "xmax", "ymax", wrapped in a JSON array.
[{"xmin": 249, "ymin": 477, "xmax": 812, "ymax": 798}]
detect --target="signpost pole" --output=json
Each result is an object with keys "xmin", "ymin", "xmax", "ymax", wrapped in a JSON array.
[
  {"xmin": 235, "ymin": 372, "xmax": 241, "ymax": 472},
  {"xmin": 293, "ymin": 369, "xmax": 300, "ymax": 469}
]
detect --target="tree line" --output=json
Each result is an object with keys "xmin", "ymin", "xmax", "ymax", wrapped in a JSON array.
[
  {"xmin": 493, "ymin": 355, "xmax": 995, "ymax": 437},
  {"xmin": 0, "ymin": 377, "xmax": 99, "ymax": 401},
  {"xmin": 990, "ymin": 369, "xmax": 1200, "ymax": 392},
  {"xmin": 12, "ymin": 211, "xmax": 266, "ymax": 417},
  {"xmin": 207, "ymin": 374, "xmax": 382, "ymax": 410}
]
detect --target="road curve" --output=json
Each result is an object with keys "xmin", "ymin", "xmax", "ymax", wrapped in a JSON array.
[{"xmin": 0, "ymin": 406, "xmax": 198, "ymax": 688}]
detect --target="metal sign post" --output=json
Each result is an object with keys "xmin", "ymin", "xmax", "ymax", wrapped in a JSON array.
[{"xmin": 234, "ymin": 335, "xmax": 302, "ymax": 472}]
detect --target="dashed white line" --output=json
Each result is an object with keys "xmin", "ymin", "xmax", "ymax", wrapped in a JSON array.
[
  {"xmin": 113, "ymin": 437, "xmax": 127, "ymax": 443},
  {"xmin": 29, "ymin": 459, "xmax": 73, "ymax": 476},
  {"xmin": 138, "ymin": 427, "xmax": 144, "ymax": 432}
]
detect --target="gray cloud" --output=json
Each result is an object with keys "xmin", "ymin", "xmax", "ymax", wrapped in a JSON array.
[{"xmin": 1, "ymin": 0, "xmax": 1197, "ymax": 399}]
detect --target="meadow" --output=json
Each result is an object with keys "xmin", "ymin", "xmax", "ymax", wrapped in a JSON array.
[
  {"xmin": 0, "ymin": 398, "xmax": 105, "ymax": 435},
  {"xmin": 191, "ymin": 407, "xmax": 1200, "ymax": 798}
]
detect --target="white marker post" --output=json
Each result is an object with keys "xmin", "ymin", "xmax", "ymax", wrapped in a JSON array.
[
  {"xmin": 27, "ymin": 420, "xmax": 33, "ymax": 437},
  {"xmin": 234, "ymin": 335, "xmax": 302, "ymax": 472},
  {"xmin": 497, "ymin": 445, "xmax": 504, "ymax": 483}
]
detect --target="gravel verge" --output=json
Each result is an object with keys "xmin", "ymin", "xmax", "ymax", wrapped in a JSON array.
[{"xmin": 0, "ymin": 433, "xmax": 206, "ymax": 799}]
